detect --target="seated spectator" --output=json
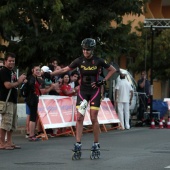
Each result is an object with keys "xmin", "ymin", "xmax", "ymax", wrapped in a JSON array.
[
  {"xmin": 59, "ymin": 73, "xmax": 77, "ymax": 96},
  {"xmin": 48, "ymin": 57, "xmax": 61, "ymax": 83},
  {"xmin": 69, "ymin": 70, "xmax": 79, "ymax": 89}
]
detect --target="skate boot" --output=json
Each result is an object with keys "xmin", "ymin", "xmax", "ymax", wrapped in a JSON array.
[
  {"xmin": 90, "ymin": 143, "xmax": 100, "ymax": 160},
  {"xmin": 78, "ymin": 99, "xmax": 88, "ymax": 116},
  {"xmin": 72, "ymin": 143, "xmax": 82, "ymax": 160}
]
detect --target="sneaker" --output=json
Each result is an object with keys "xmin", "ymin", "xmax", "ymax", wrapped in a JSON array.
[
  {"xmin": 78, "ymin": 99, "xmax": 88, "ymax": 116},
  {"xmin": 25, "ymin": 134, "xmax": 29, "ymax": 138}
]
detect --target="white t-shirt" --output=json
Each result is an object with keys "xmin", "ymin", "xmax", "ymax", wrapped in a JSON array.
[
  {"xmin": 69, "ymin": 82, "xmax": 75, "ymax": 88},
  {"xmin": 115, "ymin": 79, "xmax": 133, "ymax": 103}
]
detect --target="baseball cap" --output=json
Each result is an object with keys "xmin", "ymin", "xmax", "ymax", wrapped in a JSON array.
[
  {"xmin": 120, "ymin": 70, "xmax": 127, "ymax": 75},
  {"xmin": 41, "ymin": 66, "xmax": 52, "ymax": 73}
]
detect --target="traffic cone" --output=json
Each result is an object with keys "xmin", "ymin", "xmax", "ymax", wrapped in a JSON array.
[
  {"xmin": 159, "ymin": 118, "xmax": 164, "ymax": 129},
  {"xmin": 150, "ymin": 118, "xmax": 155, "ymax": 129},
  {"xmin": 167, "ymin": 117, "xmax": 170, "ymax": 129}
]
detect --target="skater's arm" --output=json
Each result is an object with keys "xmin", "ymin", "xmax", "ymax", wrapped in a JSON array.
[{"xmin": 51, "ymin": 66, "xmax": 71, "ymax": 76}]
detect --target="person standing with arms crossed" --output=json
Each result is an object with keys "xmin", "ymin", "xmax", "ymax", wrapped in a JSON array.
[
  {"xmin": 44, "ymin": 38, "xmax": 116, "ymax": 159},
  {"xmin": 0, "ymin": 52, "xmax": 26, "ymax": 150}
]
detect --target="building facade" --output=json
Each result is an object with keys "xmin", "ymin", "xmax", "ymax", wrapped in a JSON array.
[{"xmin": 119, "ymin": 0, "xmax": 170, "ymax": 99}]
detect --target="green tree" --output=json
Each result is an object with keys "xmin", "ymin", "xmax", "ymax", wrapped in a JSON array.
[
  {"xmin": 152, "ymin": 29, "xmax": 170, "ymax": 80},
  {"xmin": 127, "ymin": 22, "xmax": 170, "ymax": 81},
  {"xmin": 0, "ymin": 0, "xmax": 148, "ymax": 68}
]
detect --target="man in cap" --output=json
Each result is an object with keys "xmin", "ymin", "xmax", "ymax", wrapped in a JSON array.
[{"xmin": 115, "ymin": 70, "xmax": 133, "ymax": 130}]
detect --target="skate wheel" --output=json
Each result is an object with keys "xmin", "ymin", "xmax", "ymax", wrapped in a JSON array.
[
  {"xmin": 77, "ymin": 151, "xmax": 81, "ymax": 159},
  {"xmin": 90, "ymin": 151, "xmax": 95, "ymax": 160},
  {"xmin": 97, "ymin": 150, "xmax": 100, "ymax": 158},
  {"xmin": 72, "ymin": 153, "xmax": 76, "ymax": 160},
  {"xmin": 72, "ymin": 151, "xmax": 81, "ymax": 160}
]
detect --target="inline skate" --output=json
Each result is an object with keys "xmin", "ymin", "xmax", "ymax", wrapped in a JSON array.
[
  {"xmin": 90, "ymin": 143, "xmax": 100, "ymax": 160},
  {"xmin": 72, "ymin": 143, "xmax": 82, "ymax": 160}
]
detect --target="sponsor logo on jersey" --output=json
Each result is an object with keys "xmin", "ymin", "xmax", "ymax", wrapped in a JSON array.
[{"xmin": 81, "ymin": 65, "xmax": 97, "ymax": 70}]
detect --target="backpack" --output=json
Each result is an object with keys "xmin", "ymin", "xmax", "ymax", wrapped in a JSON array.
[{"xmin": 20, "ymin": 82, "xmax": 29, "ymax": 97}]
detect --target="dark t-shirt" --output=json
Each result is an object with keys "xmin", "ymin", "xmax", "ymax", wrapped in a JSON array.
[
  {"xmin": 69, "ymin": 56, "xmax": 110, "ymax": 90},
  {"xmin": 137, "ymin": 78, "xmax": 150, "ymax": 96},
  {"xmin": 0, "ymin": 67, "xmax": 18, "ymax": 103}
]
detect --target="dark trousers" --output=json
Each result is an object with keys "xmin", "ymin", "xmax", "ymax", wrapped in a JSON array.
[{"xmin": 137, "ymin": 95, "xmax": 148, "ymax": 121}]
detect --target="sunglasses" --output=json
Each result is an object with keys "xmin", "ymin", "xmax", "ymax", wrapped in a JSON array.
[{"xmin": 83, "ymin": 48, "xmax": 91, "ymax": 51}]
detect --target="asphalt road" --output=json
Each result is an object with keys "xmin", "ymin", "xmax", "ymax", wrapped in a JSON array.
[{"xmin": 1, "ymin": 127, "xmax": 170, "ymax": 170}]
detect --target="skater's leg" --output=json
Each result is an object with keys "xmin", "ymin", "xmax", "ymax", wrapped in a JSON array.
[
  {"xmin": 72, "ymin": 114, "xmax": 83, "ymax": 160},
  {"xmin": 90, "ymin": 109, "xmax": 100, "ymax": 143},
  {"xmin": 75, "ymin": 112, "xmax": 85, "ymax": 142}
]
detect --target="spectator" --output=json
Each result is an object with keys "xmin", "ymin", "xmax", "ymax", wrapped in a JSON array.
[
  {"xmin": 0, "ymin": 52, "xmax": 26, "ymax": 149},
  {"xmin": 59, "ymin": 73, "xmax": 77, "ymax": 97},
  {"xmin": 115, "ymin": 71, "xmax": 133, "ymax": 130},
  {"xmin": 137, "ymin": 71, "xmax": 150, "ymax": 121},
  {"xmin": 41, "ymin": 65, "xmax": 61, "ymax": 95},
  {"xmin": 48, "ymin": 57, "xmax": 61, "ymax": 83},
  {"xmin": 48, "ymin": 57, "xmax": 61, "ymax": 71},
  {"xmin": 69, "ymin": 70, "xmax": 79, "ymax": 89},
  {"xmin": 0, "ymin": 58, "xmax": 4, "ymax": 142},
  {"xmin": 25, "ymin": 64, "xmax": 55, "ymax": 141},
  {"xmin": 41, "ymin": 66, "xmax": 53, "ymax": 89}
]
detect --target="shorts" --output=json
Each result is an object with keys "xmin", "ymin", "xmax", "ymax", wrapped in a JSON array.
[
  {"xmin": 76, "ymin": 87, "xmax": 101, "ymax": 110},
  {"xmin": 28, "ymin": 103, "xmax": 38, "ymax": 122},
  {"xmin": 0, "ymin": 102, "xmax": 17, "ymax": 131},
  {"xmin": 26, "ymin": 103, "xmax": 30, "ymax": 115}
]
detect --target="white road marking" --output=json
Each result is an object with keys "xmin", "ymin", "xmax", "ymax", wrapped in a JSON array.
[{"xmin": 165, "ymin": 165, "xmax": 170, "ymax": 168}]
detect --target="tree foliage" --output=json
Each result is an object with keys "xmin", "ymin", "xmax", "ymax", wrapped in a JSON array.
[
  {"xmin": 127, "ymin": 22, "xmax": 170, "ymax": 80},
  {"xmin": 0, "ymin": 0, "xmax": 148, "ymax": 68}
]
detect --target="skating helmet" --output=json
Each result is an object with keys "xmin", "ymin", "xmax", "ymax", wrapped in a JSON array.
[{"xmin": 81, "ymin": 38, "xmax": 96, "ymax": 49}]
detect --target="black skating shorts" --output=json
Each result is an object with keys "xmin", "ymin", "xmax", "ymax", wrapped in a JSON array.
[{"xmin": 76, "ymin": 87, "xmax": 102, "ymax": 111}]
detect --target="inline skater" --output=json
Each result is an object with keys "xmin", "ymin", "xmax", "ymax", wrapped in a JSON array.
[{"xmin": 44, "ymin": 38, "xmax": 117, "ymax": 159}]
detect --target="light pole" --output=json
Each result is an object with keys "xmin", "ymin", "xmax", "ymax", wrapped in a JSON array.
[{"xmin": 149, "ymin": 25, "xmax": 154, "ymax": 119}]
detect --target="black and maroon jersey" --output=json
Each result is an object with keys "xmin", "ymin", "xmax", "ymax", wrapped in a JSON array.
[{"xmin": 69, "ymin": 56, "xmax": 110, "ymax": 89}]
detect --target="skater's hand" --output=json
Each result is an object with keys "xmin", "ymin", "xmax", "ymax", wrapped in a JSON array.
[{"xmin": 91, "ymin": 80, "xmax": 106, "ymax": 89}]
